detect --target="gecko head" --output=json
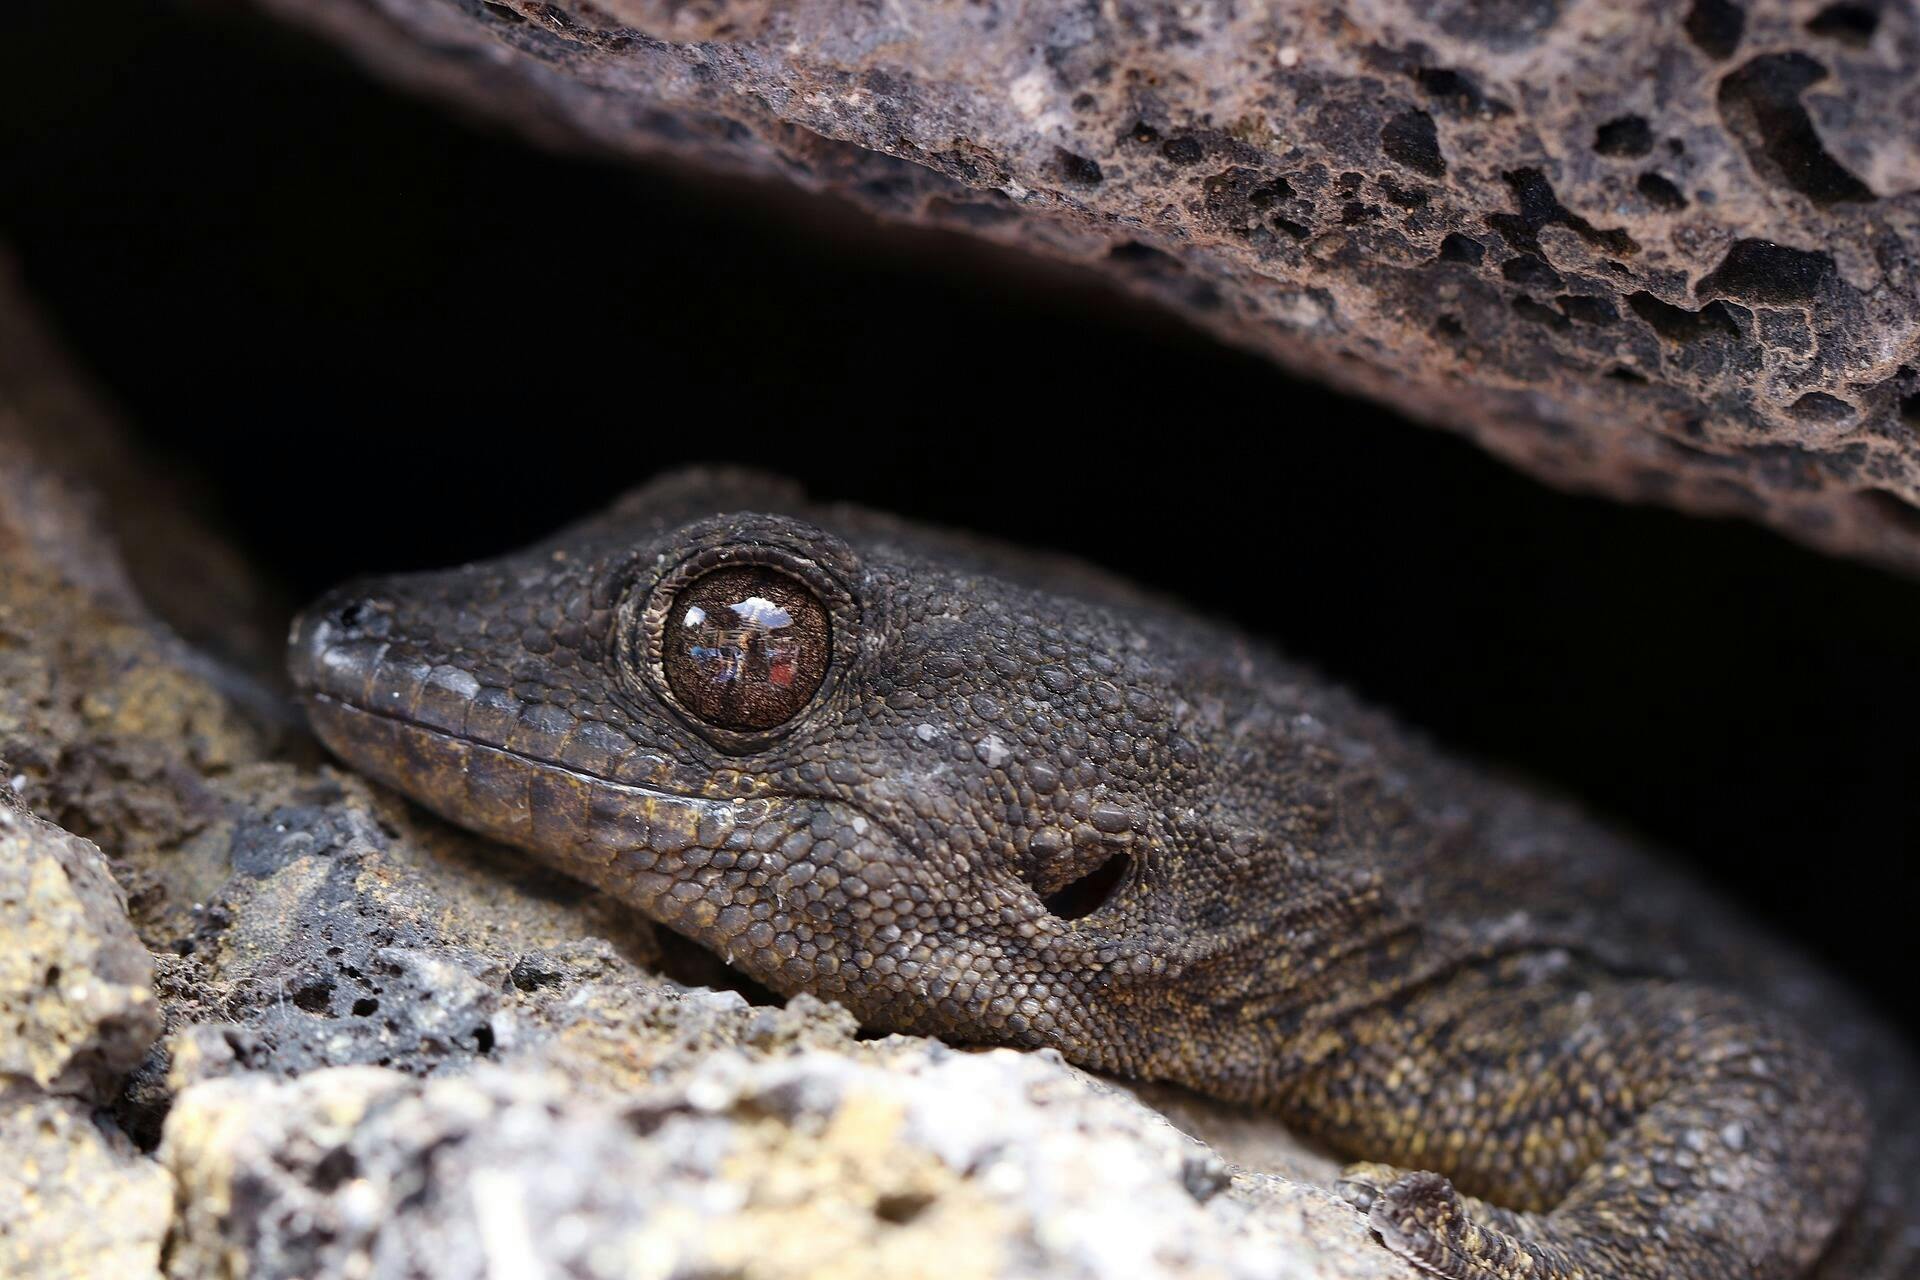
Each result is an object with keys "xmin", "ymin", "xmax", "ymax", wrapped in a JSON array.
[{"xmin": 290, "ymin": 468, "xmax": 1358, "ymax": 1089}]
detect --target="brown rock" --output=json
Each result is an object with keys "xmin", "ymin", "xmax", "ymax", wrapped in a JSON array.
[{"xmin": 252, "ymin": 0, "xmax": 1920, "ymax": 573}]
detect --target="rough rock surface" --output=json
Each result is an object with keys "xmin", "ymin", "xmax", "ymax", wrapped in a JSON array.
[
  {"xmin": 0, "ymin": 808, "xmax": 158, "ymax": 1097},
  {"xmin": 253, "ymin": 0, "xmax": 1920, "ymax": 574},
  {"xmin": 0, "ymin": 262, "xmax": 1412, "ymax": 1276},
  {"xmin": 0, "ymin": 1085, "xmax": 173, "ymax": 1280},
  {"xmin": 160, "ymin": 1021, "xmax": 1407, "ymax": 1280}
]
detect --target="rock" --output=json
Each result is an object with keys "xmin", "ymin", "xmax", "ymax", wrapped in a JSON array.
[
  {"xmin": 0, "ymin": 808, "xmax": 160, "ymax": 1099},
  {"xmin": 0, "ymin": 252, "xmax": 285, "ymax": 667},
  {"xmin": 160, "ymin": 1030, "xmax": 1409, "ymax": 1280},
  {"xmin": 0, "ymin": 1085, "xmax": 172, "ymax": 1280},
  {"xmin": 251, "ymin": 0, "xmax": 1920, "ymax": 575},
  {"xmin": 0, "ymin": 272, "xmax": 175, "ymax": 1276}
]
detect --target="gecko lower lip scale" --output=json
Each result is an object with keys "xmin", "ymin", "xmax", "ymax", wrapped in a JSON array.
[{"xmin": 288, "ymin": 467, "xmax": 1916, "ymax": 1280}]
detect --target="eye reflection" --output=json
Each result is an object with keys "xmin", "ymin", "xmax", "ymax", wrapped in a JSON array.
[{"xmin": 661, "ymin": 567, "xmax": 829, "ymax": 732}]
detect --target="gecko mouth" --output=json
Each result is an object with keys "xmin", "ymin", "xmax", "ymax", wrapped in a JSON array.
[
  {"xmin": 304, "ymin": 690, "xmax": 712, "ymax": 828},
  {"xmin": 302, "ymin": 692, "xmax": 842, "ymax": 991},
  {"xmin": 286, "ymin": 584, "xmax": 745, "ymax": 822},
  {"xmin": 300, "ymin": 690, "xmax": 770, "ymax": 875}
]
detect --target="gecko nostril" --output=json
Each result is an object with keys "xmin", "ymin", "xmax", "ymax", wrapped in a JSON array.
[{"xmin": 329, "ymin": 596, "xmax": 391, "ymax": 639}]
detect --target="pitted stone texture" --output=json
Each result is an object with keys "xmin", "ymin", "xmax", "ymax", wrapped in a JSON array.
[
  {"xmin": 254, "ymin": 0, "xmax": 1920, "ymax": 574},
  {"xmin": 0, "ymin": 1086, "xmax": 172, "ymax": 1280},
  {"xmin": 160, "ymin": 1038, "xmax": 1414, "ymax": 1280},
  {"xmin": 0, "ymin": 808, "xmax": 159, "ymax": 1099}
]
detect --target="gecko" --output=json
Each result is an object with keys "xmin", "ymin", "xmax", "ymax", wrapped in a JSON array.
[{"xmin": 288, "ymin": 467, "xmax": 1917, "ymax": 1279}]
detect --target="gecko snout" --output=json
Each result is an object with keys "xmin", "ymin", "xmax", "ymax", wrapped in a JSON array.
[{"xmin": 287, "ymin": 579, "xmax": 398, "ymax": 697}]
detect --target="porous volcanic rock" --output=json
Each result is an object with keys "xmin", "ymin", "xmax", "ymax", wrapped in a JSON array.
[
  {"xmin": 0, "ymin": 260, "xmax": 1412, "ymax": 1277},
  {"xmin": 253, "ymin": 0, "xmax": 1920, "ymax": 574}
]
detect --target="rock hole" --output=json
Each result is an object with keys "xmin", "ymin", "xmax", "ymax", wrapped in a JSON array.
[
  {"xmin": 1438, "ymin": 233, "xmax": 1485, "ymax": 264},
  {"xmin": 1717, "ymin": 54, "xmax": 1873, "ymax": 204},
  {"xmin": 481, "ymin": 1, "xmax": 527, "ymax": 21},
  {"xmin": 1502, "ymin": 254, "xmax": 1564, "ymax": 290},
  {"xmin": 1249, "ymin": 176, "xmax": 1295, "ymax": 205},
  {"xmin": 1685, "ymin": 0, "xmax": 1745, "ymax": 60},
  {"xmin": 1629, "ymin": 292, "xmax": 1747, "ymax": 343},
  {"xmin": 1411, "ymin": 66, "xmax": 1509, "ymax": 117},
  {"xmin": 1806, "ymin": 4, "xmax": 1878, "ymax": 44},
  {"xmin": 1054, "ymin": 149, "xmax": 1103, "ymax": 188},
  {"xmin": 1161, "ymin": 137, "xmax": 1205, "ymax": 165},
  {"xmin": 351, "ymin": 997, "xmax": 379, "ymax": 1017},
  {"xmin": 1900, "ymin": 391, "xmax": 1920, "ymax": 428},
  {"xmin": 1594, "ymin": 116, "xmax": 1653, "ymax": 157},
  {"xmin": 1697, "ymin": 239, "xmax": 1834, "ymax": 304},
  {"xmin": 509, "ymin": 955, "xmax": 566, "ymax": 992},
  {"xmin": 291, "ymin": 979, "xmax": 334, "ymax": 1014},
  {"xmin": 43, "ymin": 965, "xmax": 61, "ymax": 987},
  {"xmin": 1637, "ymin": 172, "xmax": 1689, "ymax": 210},
  {"xmin": 1042, "ymin": 851, "xmax": 1132, "ymax": 920},
  {"xmin": 1381, "ymin": 177, "xmax": 1430, "ymax": 209},
  {"xmin": 1182, "ymin": 1158, "xmax": 1233, "ymax": 1202},
  {"xmin": 1608, "ymin": 365, "xmax": 1649, "ymax": 383},
  {"xmin": 1489, "ymin": 168, "xmax": 1637, "ymax": 257},
  {"xmin": 874, "ymin": 1192, "xmax": 936, "ymax": 1225},
  {"xmin": 313, "ymin": 1147, "xmax": 359, "ymax": 1192},
  {"xmin": 472, "ymin": 1023, "xmax": 495, "ymax": 1054},
  {"xmin": 1788, "ymin": 392, "xmax": 1855, "ymax": 423},
  {"xmin": 1381, "ymin": 108, "xmax": 1446, "ymax": 177}
]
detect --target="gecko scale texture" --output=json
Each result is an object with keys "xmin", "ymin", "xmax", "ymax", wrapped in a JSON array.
[{"xmin": 290, "ymin": 469, "xmax": 1918, "ymax": 1280}]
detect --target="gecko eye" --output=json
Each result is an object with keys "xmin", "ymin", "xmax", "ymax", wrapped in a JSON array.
[{"xmin": 658, "ymin": 566, "xmax": 831, "ymax": 732}]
